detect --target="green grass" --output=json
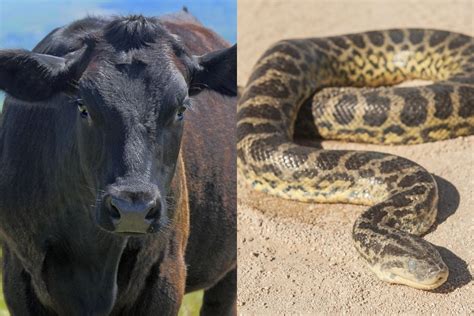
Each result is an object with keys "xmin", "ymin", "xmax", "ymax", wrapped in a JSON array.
[
  {"xmin": 0, "ymin": 283, "xmax": 8, "ymax": 316},
  {"xmin": 0, "ymin": 248, "xmax": 7, "ymax": 315},
  {"xmin": 178, "ymin": 291, "xmax": 204, "ymax": 316}
]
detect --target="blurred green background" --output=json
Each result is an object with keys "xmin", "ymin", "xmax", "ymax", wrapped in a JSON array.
[{"xmin": 0, "ymin": 0, "xmax": 235, "ymax": 314}]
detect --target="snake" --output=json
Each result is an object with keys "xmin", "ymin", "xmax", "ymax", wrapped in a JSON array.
[{"xmin": 237, "ymin": 29, "xmax": 474, "ymax": 290}]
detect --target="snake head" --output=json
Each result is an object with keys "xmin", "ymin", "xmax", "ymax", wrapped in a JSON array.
[{"xmin": 375, "ymin": 237, "xmax": 449, "ymax": 290}]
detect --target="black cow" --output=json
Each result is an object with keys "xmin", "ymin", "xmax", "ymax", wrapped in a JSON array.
[{"xmin": 0, "ymin": 10, "xmax": 236, "ymax": 316}]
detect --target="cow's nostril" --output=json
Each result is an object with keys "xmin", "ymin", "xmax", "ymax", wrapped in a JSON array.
[
  {"xmin": 101, "ymin": 190, "xmax": 161, "ymax": 234},
  {"xmin": 145, "ymin": 204, "xmax": 160, "ymax": 221},
  {"xmin": 108, "ymin": 204, "xmax": 121, "ymax": 220}
]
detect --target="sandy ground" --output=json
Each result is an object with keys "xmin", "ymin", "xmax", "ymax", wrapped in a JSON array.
[{"xmin": 237, "ymin": 0, "xmax": 474, "ymax": 314}]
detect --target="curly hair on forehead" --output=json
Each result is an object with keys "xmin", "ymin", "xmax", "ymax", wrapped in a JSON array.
[{"xmin": 101, "ymin": 15, "xmax": 188, "ymax": 59}]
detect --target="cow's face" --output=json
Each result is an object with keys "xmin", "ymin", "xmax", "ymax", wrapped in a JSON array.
[
  {"xmin": 77, "ymin": 49, "xmax": 190, "ymax": 234},
  {"xmin": 0, "ymin": 16, "xmax": 236, "ymax": 234}
]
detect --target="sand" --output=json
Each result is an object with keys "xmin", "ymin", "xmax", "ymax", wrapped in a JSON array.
[{"xmin": 237, "ymin": 0, "xmax": 474, "ymax": 314}]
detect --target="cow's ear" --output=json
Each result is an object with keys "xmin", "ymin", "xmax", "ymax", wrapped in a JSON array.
[
  {"xmin": 190, "ymin": 44, "xmax": 236, "ymax": 97},
  {"xmin": 0, "ymin": 43, "xmax": 95, "ymax": 102}
]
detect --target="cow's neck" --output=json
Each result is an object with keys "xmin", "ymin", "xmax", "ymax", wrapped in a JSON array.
[
  {"xmin": 41, "ymin": 231, "xmax": 127, "ymax": 315},
  {"xmin": 38, "ymin": 152, "xmax": 188, "ymax": 314}
]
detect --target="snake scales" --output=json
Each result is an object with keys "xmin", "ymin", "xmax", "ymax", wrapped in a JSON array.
[{"xmin": 237, "ymin": 29, "xmax": 474, "ymax": 290}]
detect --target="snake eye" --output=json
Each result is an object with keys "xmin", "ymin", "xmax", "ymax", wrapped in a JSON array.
[{"xmin": 76, "ymin": 99, "xmax": 89, "ymax": 118}]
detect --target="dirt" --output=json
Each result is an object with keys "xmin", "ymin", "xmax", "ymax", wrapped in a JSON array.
[{"xmin": 237, "ymin": 0, "xmax": 474, "ymax": 314}]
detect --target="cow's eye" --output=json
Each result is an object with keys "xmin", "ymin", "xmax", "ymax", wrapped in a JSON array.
[
  {"xmin": 176, "ymin": 105, "xmax": 187, "ymax": 121},
  {"xmin": 176, "ymin": 97, "xmax": 192, "ymax": 122},
  {"xmin": 76, "ymin": 99, "xmax": 89, "ymax": 118}
]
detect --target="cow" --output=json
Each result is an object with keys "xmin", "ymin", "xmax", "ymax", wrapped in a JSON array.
[{"xmin": 0, "ymin": 10, "xmax": 236, "ymax": 316}]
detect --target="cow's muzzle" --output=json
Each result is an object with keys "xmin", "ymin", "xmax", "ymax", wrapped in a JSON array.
[{"xmin": 97, "ymin": 184, "xmax": 162, "ymax": 234}]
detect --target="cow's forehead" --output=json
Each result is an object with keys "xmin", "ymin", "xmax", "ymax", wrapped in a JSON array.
[
  {"xmin": 78, "ymin": 16, "xmax": 193, "ymax": 80},
  {"xmin": 79, "ymin": 54, "xmax": 188, "ymax": 113},
  {"xmin": 84, "ymin": 39, "xmax": 184, "ymax": 72},
  {"xmin": 76, "ymin": 17, "xmax": 192, "ymax": 114}
]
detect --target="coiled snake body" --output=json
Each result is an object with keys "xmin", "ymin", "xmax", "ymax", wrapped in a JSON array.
[{"xmin": 238, "ymin": 29, "xmax": 474, "ymax": 290}]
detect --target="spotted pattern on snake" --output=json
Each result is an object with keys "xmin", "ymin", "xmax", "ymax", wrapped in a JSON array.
[{"xmin": 237, "ymin": 29, "xmax": 474, "ymax": 290}]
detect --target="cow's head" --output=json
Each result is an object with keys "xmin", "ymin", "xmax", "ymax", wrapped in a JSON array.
[{"xmin": 0, "ymin": 16, "xmax": 236, "ymax": 234}]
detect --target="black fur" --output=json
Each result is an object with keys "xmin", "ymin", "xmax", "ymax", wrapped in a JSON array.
[
  {"xmin": 190, "ymin": 44, "xmax": 237, "ymax": 96},
  {"xmin": 0, "ymin": 40, "xmax": 95, "ymax": 101},
  {"xmin": 0, "ymin": 13, "xmax": 236, "ymax": 315}
]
